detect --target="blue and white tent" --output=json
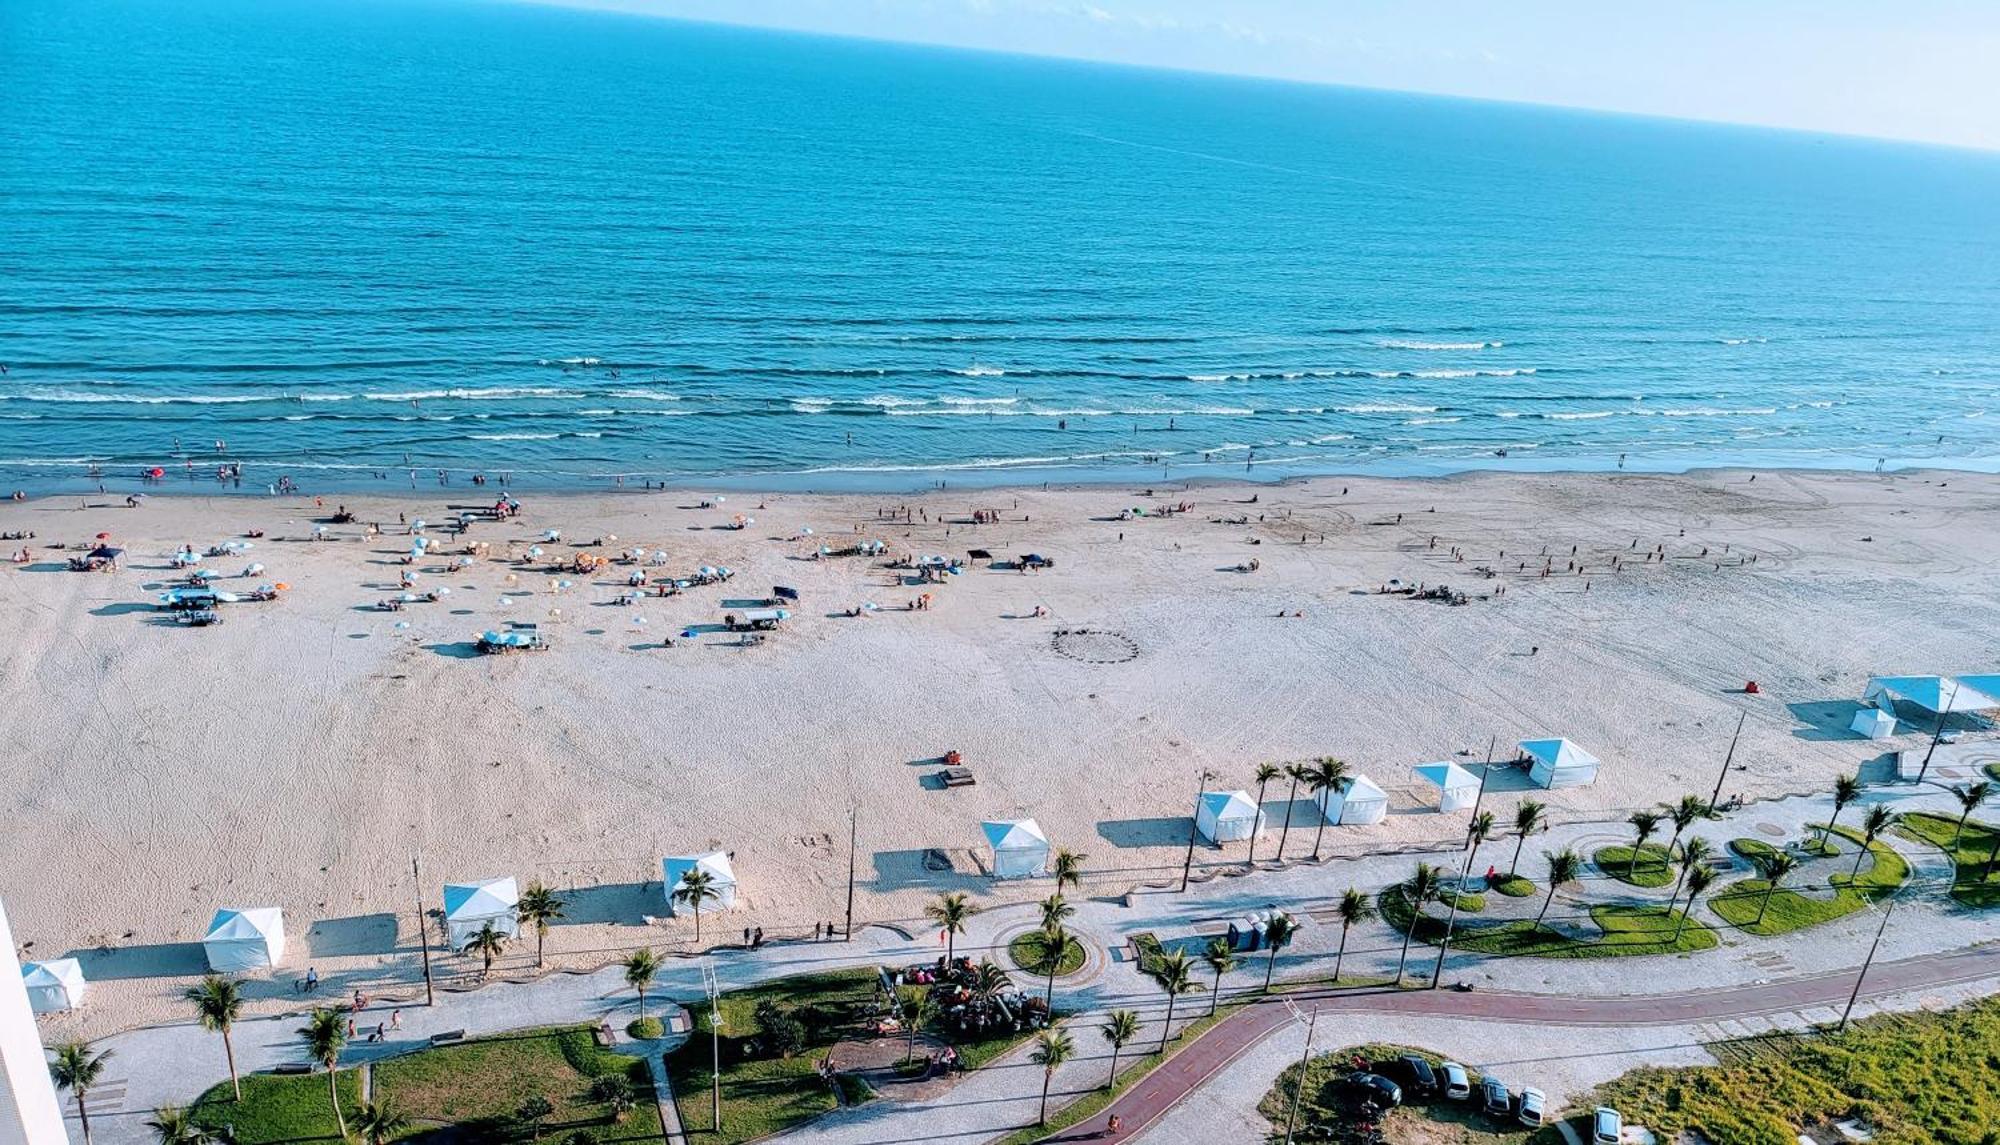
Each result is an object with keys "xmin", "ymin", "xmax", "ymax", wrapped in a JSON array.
[
  {"xmin": 662, "ymin": 853, "xmax": 738, "ymax": 913},
  {"xmin": 1413, "ymin": 761, "xmax": 1480, "ymax": 812},
  {"xmin": 442, "ymin": 877, "xmax": 519, "ymax": 949},
  {"xmin": 1519, "ymin": 738, "xmax": 1600, "ymax": 789},
  {"xmin": 981, "ymin": 819, "xmax": 1051, "ymax": 879},
  {"xmin": 1195, "ymin": 790, "xmax": 1264, "ymax": 844}
]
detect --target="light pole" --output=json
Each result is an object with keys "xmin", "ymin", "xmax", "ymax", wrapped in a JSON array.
[
  {"xmin": 1432, "ymin": 738, "xmax": 1495, "ymax": 988},
  {"xmin": 412, "ymin": 853, "xmax": 435, "ymax": 1006},
  {"xmin": 703, "ymin": 958, "xmax": 722, "ymax": 1129},
  {"xmin": 1708, "ymin": 710, "xmax": 1747, "ymax": 815},
  {"xmin": 1915, "ymin": 681, "xmax": 1960, "ymax": 786},
  {"xmin": 843, "ymin": 804, "xmax": 858, "ymax": 942},
  {"xmin": 1180, "ymin": 768, "xmax": 1217, "ymax": 893},
  {"xmin": 1839, "ymin": 881, "xmax": 1903, "ymax": 1031},
  {"xmin": 1280, "ymin": 1001, "xmax": 1318, "ymax": 1145}
]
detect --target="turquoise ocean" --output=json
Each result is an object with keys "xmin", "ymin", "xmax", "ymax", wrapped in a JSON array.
[{"xmin": 3, "ymin": 0, "xmax": 1999, "ymax": 493}]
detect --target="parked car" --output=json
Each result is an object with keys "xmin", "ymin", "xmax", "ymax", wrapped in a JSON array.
[
  {"xmin": 1440, "ymin": 1060, "xmax": 1472, "ymax": 1101},
  {"xmin": 1593, "ymin": 1105, "xmax": 1624, "ymax": 1143},
  {"xmin": 1517, "ymin": 1087, "xmax": 1548, "ymax": 1128},
  {"xmin": 1344, "ymin": 1072, "xmax": 1403, "ymax": 1113},
  {"xmin": 1389, "ymin": 1053, "xmax": 1437, "ymax": 1097},
  {"xmin": 1481, "ymin": 1077, "xmax": 1512, "ymax": 1118}
]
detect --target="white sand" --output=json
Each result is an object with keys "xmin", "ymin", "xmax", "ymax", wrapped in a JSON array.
[{"xmin": 4, "ymin": 467, "xmax": 1997, "ymax": 1038}]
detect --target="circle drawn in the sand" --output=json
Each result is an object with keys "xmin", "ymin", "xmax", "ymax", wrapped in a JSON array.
[{"xmin": 1051, "ymin": 628, "xmax": 1139, "ymax": 664}]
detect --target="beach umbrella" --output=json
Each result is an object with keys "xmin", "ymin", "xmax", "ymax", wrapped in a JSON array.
[
  {"xmin": 243, "ymin": 563, "xmax": 264, "ymax": 577},
  {"xmin": 412, "ymin": 520, "xmax": 427, "ymax": 532},
  {"xmin": 713, "ymin": 495, "xmax": 726, "ymax": 504},
  {"xmin": 434, "ymin": 586, "xmax": 451, "ymax": 597},
  {"xmin": 148, "ymin": 467, "xmax": 165, "ymax": 478},
  {"xmin": 862, "ymin": 601, "xmax": 880, "ymax": 612},
  {"xmin": 605, "ymin": 534, "xmax": 617, "ymax": 542},
  {"xmin": 528, "ymin": 546, "xmax": 544, "ymax": 558},
  {"xmin": 394, "ymin": 621, "xmax": 411, "ymax": 629},
  {"xmin": 681, "ymin": 628, "xmax": 698, "ymax": 639},
  {"xmin": 543, "ymin": 529, "xmax": 561, "ymax": 541},
  {"xmin": 274, "ymin": 582, "xmax": 289, "ymax": 591},
  {"xmin": 95, "ymin": 532, "xmax": 111, "ymax": 540},
  {"xmin": 499, "ymin": 596, "xmax": 514, "ymax": 605}
]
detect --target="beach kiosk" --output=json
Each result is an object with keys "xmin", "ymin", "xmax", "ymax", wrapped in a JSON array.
[
  {"xmin": 981, "ymin": 819, "xmax": 1051, "ymax": 879},
  {"xmin": 442, "ymin": 877, "xmax": 520, "ymax": 949},
  {"xmin": 1862, "ymin": 675, "xmax": 2000, "ymax": 720},
  {"xmin": 1849, "ymin": 707, "xmax": 1899, "ymax": 740},
  {"xmin": 1315, "ymin": 774, "xmax": 1390, "ymax": 825},
  {"xmin": 202, "ymin": 907, "xmax": 286, "ymax": 972},
  {"xmin": 662, "ymin": 853, "xmax": 738, "ymax": 914},
  {"xmin": 21, "ymin": 959, "xmax": 86, "ymax": 1014},
  {"xmin": 1413, "ymin": 761, "xmax": 1481, "ymax": 812},
  {"xmin": 1196, "ymin": 790, "xmax": 1264, "ymax": 844},
  {"xmin": 1520, "ymin": 738, "xmax": 1600, "ymax": 790}
]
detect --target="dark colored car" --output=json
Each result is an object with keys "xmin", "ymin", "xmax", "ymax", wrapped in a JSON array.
[
  {"xmin": 1388, "ymin": 1053, "xmax": 1437, "ymax": 1097},
  {"xmin": 1344, "ymin": 1071, "xmax": 1403, "ymax": 1113},
  {"xmin": 1481, "ymin": 1076, "xmax": 1512, "ymax": 1118}
]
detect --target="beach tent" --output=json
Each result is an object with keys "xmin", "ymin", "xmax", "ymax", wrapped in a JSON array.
[
  {"xmin": 21, "ymin": 959, "xmax": 86, "ymax": 1014},
  {"xmin": 442, "ymin": 877, "xmax": 520, "ymax": 949},
  {"xmin": 662, "ymin": 853, "xmax": 738, "ymax": 915},
  {"xmin": 1413, "ymin": 761, "xmax": 1481, "ymax": 812},
  {"xmin": 981, "ymin": 819, "xmax": 1051, "ymax": 879},
  {"xmin": 1862, "ymin": 676, "xmax": 2000, "ymax": 717},
  {"xmin": 1849, "ymin": 707, "xmax": 1899, "ymax": 740},
  {"xmin": 1196, "ymin": 790, "xmax": 1265, "ymax": 844},
  {"xmin": 1953, "ymin": 674, "xmax": 2000, "ymax": 703},
  {"xmin": 1520, "ymin": 738, "xmax": 1601, "ymax": 789},
  {"xmin": 203, "ymin": 907, "xmax": 286, "ymax": 972},
  {"xmin": 1315, "ymin": 774, "xmax": 1389, "ymax": 825}
]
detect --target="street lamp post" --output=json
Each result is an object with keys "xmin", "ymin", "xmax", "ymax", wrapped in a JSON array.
[
  {"xmin": 1280, "ymin": 1003, "xmax": 1319, "ymax": 1145},
  {"xmin": 1708, "ymin": 711, "xmax": 1747, "ymax": 815},
  {"xmin": 1915, "ymin": 681, "xmax": 1960, "ymax": 786},
  {"xmin": 1839, "ymin": 882, "xmax": 1902, "ymax": 1031},
  {"xmin": 1432, "ymin": 738, "xmax": 1495, "ymax": 988}
]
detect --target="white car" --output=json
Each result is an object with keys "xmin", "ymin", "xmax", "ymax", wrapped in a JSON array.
[
  {"xmin": 1440, "ymin": 1060, "xmax": 1472, "ymax": 1100},
  {"xmin": 1517, "ymin": 1087, "xmax": 1547, "ymax": 1128},
  {"xmin": 1593, "ymin": 1105, "xmax": 1624, "ymax": 1143}
]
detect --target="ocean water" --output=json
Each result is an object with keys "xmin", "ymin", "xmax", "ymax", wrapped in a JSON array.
[{"xmin": 3, "ymin": 0, "xmax": 1999, "ymax": 494}]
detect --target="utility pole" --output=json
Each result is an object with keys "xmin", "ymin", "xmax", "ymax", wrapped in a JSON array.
[
  {"xmin": 702, "ymin": 959, "xmax": 722, "ymax": 1129},
  {"xmin": 1280, "ymin": 1005, "xmax": 1318, "ymax": 1145},
  {"xmin": 1839, "ymin": 883, "xmax": 1901, "ymax": 1031},
  {"xmin": 1432, "ymin": 738, "xmax": 1495, "ymax": 988},
  {"xmin": 1708, "ymin": 710, "xmax": 1747, "ymax": 815},
  {"xmin": 1915, "ymin": 681, "xmax": 1959, "ymax": 786},
  {"xmin": 1180, "ymin": 768, "xmax": 1216, "ymax": 893},
  {"xmin": 843, "ymin": 805, "xmax": 857, "ymax": 942},
  {"xmin": 412, "ymin": 853, "xmax": 435, "ymax": 1006}
]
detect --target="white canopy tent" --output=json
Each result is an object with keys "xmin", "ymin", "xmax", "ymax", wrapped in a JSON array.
[
  {"xmin": 442, "ymin": 877, "xmax": 520, "ymax": 949},
  {"xmin": 203, "ymin": 907, "xmax": 286, "ymax": 972},
  {"xmin": 1953, "ymin": 674, "xmax": 2000, "ymax": 704},
  {"xmin": 1413, "ymin": 761, "xmax": 1481, "ymax": 812},
  {"xmin": 662, "ymin": 853, "xmax": 739, "ymax": 914},
  {"xmin": 1520, "ymin": 738, "xmax": 1601, "ymax": 789},
  {"xmin": 981, "ymin": 819, "xmax": 1051, "ymax": 879},
  {"xmin": 1196, "ymin": 790, "xmax": 1265, "ymax": 844},
  {"xmin": 1315, "ymin": 774, "xmax": 1389, "ymax": 825},
  {"xmin": 1849, "ymin": 707, "xmax": 1899, "ymax": 740},
  {"xmin": 21, "ymin": 959, "xmax": 86, "ymax": 1014},
  {"xmin": 1862, "ymin": 675, "xmax": 2000, "ymax": 717}
]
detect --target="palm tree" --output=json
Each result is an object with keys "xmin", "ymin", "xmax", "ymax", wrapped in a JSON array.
[
  {"xmin": 516, "ymin": 882, "xmax": 567, "ymax": 969},
  {"xmin": 1332, "ymin": 887, "xmax": 1375, "ymax": 984},
  {"xmin": 925, "ymin": 892, "xmax": 976, "ymax": 965},
  {"xmin": 299, "ymin": 1007, "xmax": 349, "ymax": 1139},
  {"xmin": 1673, "ymin": 865, "xmax": 1717, "ymax": 944},
  {"xmin": 971, "ymin": 958, "xmax": 1012, "ymax": 1000},
  {"xmin": 673, "ymin": 868, "xmax": 721, "ymax": 944},
  {"xmin": 1665, "ymin": 794, "xmax": 1705, "ymax": 858},
  {"xmin": 145, "ymin": 1105, "xmax": 211, "ymax": 1144},
  {"xmin": 1051, "ymin": 848, "xmax": 1088, "ymax": 894},
  {"xmin": 897, "ymin": 985, "xmax": 934, "ymax": 1064},
  {"xmin": 1394, "ymin": 862, "xmax": 1444, "ymax": 984},
  {"xmin": 1303, "ymin": 756, "xmax": 1348, "ymax": 859},
  {"xmin": 1825, "ymin": 772, "xmax": 1861, "ymax": 843},
  {"xmin": 1099, "ymin": 1010, "xmax": 1141, "ymax": 1089},
  {"xmin": 623, "ymin": 948, "xmax": 661, "ymax": 1019},
  {"xmin": 184, "ymin": 975, "xmax": 245, "ymax": 1102},
  {"xmin": 1274, "ymin": 763, "xmax": 1307, "ymax": 861},
  {"xmin": 1537, "ymin": 849, "xmax": 1582, "ymax": 927},
  {"xmin": 1466, "ymin": 810, "xmax": 1495, "ymax": 859},
  {"xmin": 1200, "ymin": 937, "xmax": 1236, "ymax": 1015},
  {"xmin": 1246, "ymin": 763, "xmax": 1282, "ymax": 865},
  {"xmin": 1853, "ymin": 804, "xmax": 1895, "ymax": 880},
  {"xmin": 1151, "ymin": 949, "xmax": 1202, "ymax": 1052},
  {"xmin": 1030, "ymin": 1028, "xmax": 1076, "ymax": 1124},
  {"xmin": 1665, "ymin": 836, "xmax": 1715, "ymax": 916},
  {"xmin": 1038, "ymin": 893, "xmax": 1075, "ymax": 934},
  {"xmin": 1754, "ymin": 851, "xmax": 1799, "ymax": 927},
  {"xmin": 352, "ymin": 1099, "xmax": 411, "ymax": 1145},
  {"xmin": 49, "ymin": 1043, "xmax": 111, "ymax": 1145},
  {"xmin": 1625, "ymin": 810, "xmax": 1663, "ymax": 878},
  {"xmin": 1950, "ymin": 781, "xmax": 1992, "ymax": 847},
  {"xmin": 1262, "ymin": 913, "xmax": 1296, "ymax": 992},
  {"xmin": 1509, "ymin": 800, "xmax": 1546, "ymax": 877},
  {"xmin": 465, "ymin": 920, "xmax": 509, "ymax": 977},
  {"xmin": 1037, "ymin": 924, "xmax": 1078, "ymax": 1006}
]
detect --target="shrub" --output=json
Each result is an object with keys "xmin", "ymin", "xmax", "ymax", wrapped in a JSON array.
[
  {"xmin": 754, "ymin": 999, "xmax": 810, "ymax": 1058},
  {"xmin": 626, "ymin": 1016, "xmax": 664, "ymax": 1040}
]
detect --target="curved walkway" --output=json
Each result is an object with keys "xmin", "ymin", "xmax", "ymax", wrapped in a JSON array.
[{"xmin": 1053, "ymin": 942, "xmax": 2000, "ymax": 1142}]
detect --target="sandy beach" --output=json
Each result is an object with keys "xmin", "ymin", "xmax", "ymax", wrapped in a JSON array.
[{"xmin": 4, "ymin": 466, "xmax": 1997, "ymax": 1038}]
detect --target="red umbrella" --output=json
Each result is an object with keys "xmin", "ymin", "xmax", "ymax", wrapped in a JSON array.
[{"xmin": 96, "ymin": 532, "xmax": 112, "ymax": 540}]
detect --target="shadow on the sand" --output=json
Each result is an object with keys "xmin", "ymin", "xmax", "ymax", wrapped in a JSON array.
[
  {"xmin": 1096, "ymin": 817, "xmax": 1192, "ymax": 849},
  {"xmin": 68, "ymin": 941, "xmax": 208, "ymax": 981}
]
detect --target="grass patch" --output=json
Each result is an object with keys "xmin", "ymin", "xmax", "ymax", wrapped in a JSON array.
[
  {"xmin": 1892, "ymin": 811, "xmax": 2000, "ymax": 908},
  {"xmin": 667, "ymin": 969, "xmax": 874, "ymax": 1144},
  {"xmin": 1380, "ymin": 887, "xmax": 1715, "ymax": 959},
  {"xmin": 1594, "ymin": 843, "xmax": 1675, "ymax": 887},
  {"xmin": 627, "ymin": 1017, "xmax": 663, "ymax": 1040},
  {"xmin": 1008, "ymin": 929, "xmax": 1087, "ymax": 976},
  {"xmin": 1489, "ymin": 874, "xmax": 1536, "ymax": 897},
  {"xmin": 191, "ymin": 1069, "xmax": 363, "ymax": 1143},
  {"xmin": 1439, "ymin": 886, "xmax": 1487, "ymax": 913},
  {"xmin": 833, "ymin": 1073, "xmax": 875, "ymax": 1106},
  {"xmin": 1730, "ymin": 837, "xmax": 1777, "ymax": 862},
  {"xmin": 193, "ymin": 1026, "xmax": 658, "ymax": 1143},
  {"xmin": 989, "ymin": 1007, "xmax": 1236, "ymax": 1145},
  {"xmin": 1261, "ymin": 1042, "xmax": 1563, "ymax": 1144},
  {"xmin": 1710, "ymin": 826, "xmax": 1908, "ymax": 937},
  {"xmin": 1590, "ymin": 996, "xmax": 2000, "ymax": 1145}
]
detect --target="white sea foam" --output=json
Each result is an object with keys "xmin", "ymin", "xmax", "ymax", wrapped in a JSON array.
[
  {"xmin": 468, "ymin": 432, "xmax": 561, "ymax": 441},
  {"xmin": 1654, "ymin": 407, "xmax": 1778, "ymax": 417},
  {"xmin": 1545, "ymin": 411, "xmax": 1615, "ymax": 420},
  {"xmin": 1380, "ymin": 340, "xmax": 1502, "ymax": 351},
  {"xmin": 1337, "ymin": 403, "xmax": 1440, "ymax": 414},
  {"xmin": 1407, "ymin": 416, "xmax": 1465, "ymax": 425},
  {"xmin": 939, "ymin": 396, "xmax": 1018, "ymax": 406},
  {"xmin": 950, "ymin": 365, "xmax": 1006, "ymax": 377},
  {"xmin": 607, "ymin": 389, "xmax": 681, "ymax": 402},
  {"xmin": 363, "ymin": 387, "xmax": 563, "ymax": 401}
]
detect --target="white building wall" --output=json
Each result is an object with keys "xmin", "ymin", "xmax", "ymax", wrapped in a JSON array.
[{"xmin": 0, "ymin": 898, "xmax": 68, "ymax": 1144}]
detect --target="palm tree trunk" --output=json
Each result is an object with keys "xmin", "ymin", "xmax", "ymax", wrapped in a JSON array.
[
  {"xmin": 1536, "ymin": 888, "xmax": 1556, "ymax": 927},
  {"xmin": 1209, "ymin": 971, "xmax": 1221, "ymax": 1016},
  {"xmin": 1851, "ymin": 840, "xmax": 1869, "ymax": 879},
  {"xmin": 1159, "ymin": 994, "xmax": 1178, "ymax": 1053},
  {"xmin": 1396, "ymin": 912, "xmax": 1418, "ymax": 983},
  {"xmin": 1672, "ymin": 903, "xmax": 1689, "ymax": 944},
  {"xmin": 1045, "ymin": 959, "xmax": 1057, "ymax": 1007},
  {"xmin": 537, "ymin": 927, "xmax": 546, "ymax": 969},
  {"xmin": 694, "ymin": 903, "xmax": 703, "ymax": 945},
  {"xmin": 76, "ymin": 1092, "xmax": 91, "ymax": 1145},
  {"xmin": 1106, "ymin": 1045, "xmax": 1120, "ymax": 1090},
  {"xmin": 1511, "ymin": 834, "xmax": 1527, "ymax": 876},
  {"xmin": 1665, "ymin": 863, "xmax": 1690, "ymax": 918},
  {"xmin": 1038, "ymin": 1069, "xmax": 1053, "ymax": 1123},
  {"xmin": 1824, "ymin": 807, "xmax": 1844, "ymax": 846},
  {"xmin": 1311, "ymin": 815, "xmax": 1328, "ymax": 861},
  {"xmin": 327, "ymin": 1065, "xmax": 347, "ymax": 1137},
  {"xmin": 1333, "ymin": 927, "xmax": 1348, "ymax": 984},
  {"xmin": 1247, "ymin": 781, "xmax": 1268, "ymax": 865},
  {"xmin": 638, "ymin": 986, "xmax": 648, "ymax": 1021},
  {"xmin": 1264, "ymin": 949, "xmax": 1278, "ymax": 992},
  {"xmin": 945, "ymin": 931, "xmax": 955, "ymax": 965},
  {"xmin": 1987, "ymin": 828, "xmax": 2000, "ymax": 875},
  {"xmin": 225, "ymin": 1026, "xmax": 242, "ymax": 1101},
  {"xmin": 1954, "ymin": 809, "xmax": 1972, "ymax": 848},
  {"xmin": 1756, "ymin": 884, "xmax": 1776, "ymax": 926},
  {"xmin": 1276, "ymin": 777, "xmax": 1300, "ymax": 860}
]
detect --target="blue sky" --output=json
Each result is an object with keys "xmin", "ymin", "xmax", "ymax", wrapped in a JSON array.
[{"xmin": 525, "ymin": 0, "xmax": 2000, "ymax": 150}]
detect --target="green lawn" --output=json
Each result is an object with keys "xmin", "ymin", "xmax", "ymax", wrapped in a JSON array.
[
  {"xmin": 1589, "ymin": 997, "xmax": 2000, "ymax": 1145},
  {"xmin": 667, "ymin": 969, "xmax": 874, "ymax": 1144},
  {"xmin": 1008, "ymin": 929, "xmax": 1088, "ymax": 976},
  {"xmin": 1729, "ymin": 837, "xmax": 1776, "ymax": 862},
  {"xmin": 1489, "ymin": 874, "xmax": 1536, "ymax": 897},
  {"xmin": 1892, "ymin": 811, "xmax": 2000, "ymax": 908},
  {"xmin": 191, "ymin": 1026, "xmax": 659, "ymax": 1143},
  {"xmin": 1379, "ymin": 887, "xmax": 1715, "ymax": 958},
  {"xmin": 989, "ymin": 1007, "xmax": 1238, "ymax": 1145},
  {"xmin": 1710, "ymin": 825, "xmax": 1908, "ymax": 936},
  {"xmin": 1594, "ymin": 843, "xmax": 1675, "ymax": 887},
  {"xmin": 1439, "ymin": 886, "xmax": 1487, "ymax": 912},
  {"xmin": 1260, "ymin": 1042, "xmax": 1565, "ymax": 1144}
]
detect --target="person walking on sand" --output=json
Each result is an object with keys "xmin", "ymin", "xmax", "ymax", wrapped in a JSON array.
[{"xmin": 391, "ymin": 1009, "xmax": 402, "ymax": 1030}]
